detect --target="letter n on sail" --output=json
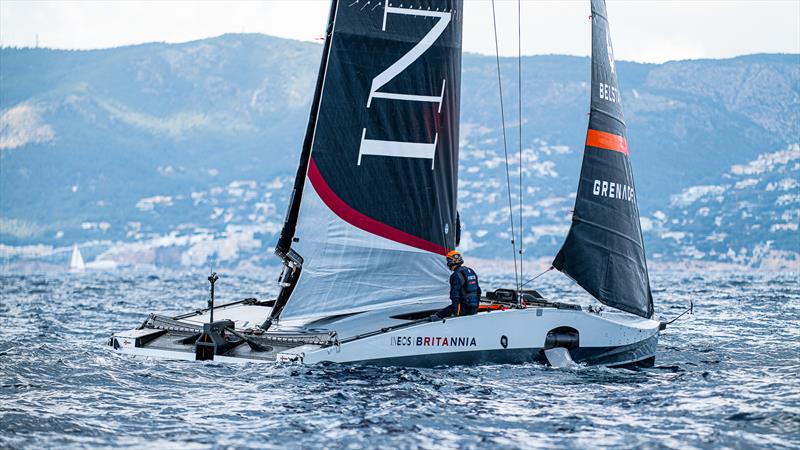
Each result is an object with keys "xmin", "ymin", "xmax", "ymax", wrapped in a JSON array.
[
  {"xmin": 359, "ymin": 129, "xmax": 439, "ymax": 169},
  {"xmin": 358, "ymin": 5, "xmax": 452, "ymax": 169}
]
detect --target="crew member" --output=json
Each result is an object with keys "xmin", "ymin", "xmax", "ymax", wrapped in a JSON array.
[{"xmin": 433, "ymin": 250, "xmax": 482, "ymax": 320}]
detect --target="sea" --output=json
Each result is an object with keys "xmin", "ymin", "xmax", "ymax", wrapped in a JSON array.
[{"xmin": 0, "ymin": 269, "xmax": 798, "ymax": 449}]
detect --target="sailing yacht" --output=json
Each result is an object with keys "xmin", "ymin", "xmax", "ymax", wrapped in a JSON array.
[
  {"xmin": 70, "ymin": 244, "xmax": 85, "ymax": 271},
  {"xmin": 111, "ymin": 0, "xmax": 663, "ymax": 367}
]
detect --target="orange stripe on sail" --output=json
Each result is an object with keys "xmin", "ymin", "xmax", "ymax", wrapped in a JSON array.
[{"xmin": 586, "ymin": 129, "xmax": 629, "ymax": 156}]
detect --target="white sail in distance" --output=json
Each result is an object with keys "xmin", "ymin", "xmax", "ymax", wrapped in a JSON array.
[{"xmin": 70, "ymin": 244, "xmax": 85, "ymax": 271}]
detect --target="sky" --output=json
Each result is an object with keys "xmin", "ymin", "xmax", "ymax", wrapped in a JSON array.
[{"xmin": 1, "ymin": 0, "xmax": 799, "ymax": 63}]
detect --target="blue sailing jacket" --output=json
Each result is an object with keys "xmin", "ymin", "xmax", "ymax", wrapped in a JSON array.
[{"xmin": 450, "ymin": 265, "xmax": 481, "ymax": 307}]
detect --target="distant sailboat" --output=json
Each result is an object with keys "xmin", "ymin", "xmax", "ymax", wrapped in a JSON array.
[{"xmin": 70, "ymin": 244, "xmax": 85, "ymax": 271}]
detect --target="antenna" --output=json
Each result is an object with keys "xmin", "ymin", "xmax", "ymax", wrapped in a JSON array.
[{"xmin": 208, "ymin": 270, "xmax": 219, "ymax": 323}]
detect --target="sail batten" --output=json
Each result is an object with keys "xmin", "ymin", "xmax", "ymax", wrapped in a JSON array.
[
  {"xmin": 553, "ymin": 0, "xmax": 653, "ymax": 319},
  {"xmin": 570, "ymin": 216, "xmax": 644, "ymax": 248}
]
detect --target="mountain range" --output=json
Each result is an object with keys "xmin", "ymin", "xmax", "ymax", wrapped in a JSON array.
[{"xmin": 1, "ymin": 34, "xmax": 798, "ymax": 271}]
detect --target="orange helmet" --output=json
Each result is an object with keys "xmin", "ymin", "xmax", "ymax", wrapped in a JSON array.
[{"xmin": 446, "ymin": 250, "xmax": 463, "ymax": 269}]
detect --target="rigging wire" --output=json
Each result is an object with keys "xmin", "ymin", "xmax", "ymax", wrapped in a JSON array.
[
  {"xmin": 517, "ymin": 0, "xmax": 524, "ymax": 288},
  {"xmin": 664, "ymin": 301, "xmax": 694, "ymax": 325},
  {"xmin": 491, "ymin": 0, "xmax": 519, "ymax": 293},
  {"xmin": 520, "ymin": 266, "xmax": 554, "ymax": 289}
]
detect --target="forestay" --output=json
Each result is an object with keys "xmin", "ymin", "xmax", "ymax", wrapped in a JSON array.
[
  {"xmin": 279, "ymin": 0, "xmax": 464, "ymax": 321},
  {"xmin": 553, "ymin": 0, "xmax": 653, "ymax": 318}
]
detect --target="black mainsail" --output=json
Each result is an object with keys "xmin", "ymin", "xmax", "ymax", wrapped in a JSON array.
[
  {"xmin": 553, "ymin": 0, "xmax": 653, "ymax": 318},
  {"xmin": 275, "ymin": 1, "xmax": 464, "ymax": 322}
]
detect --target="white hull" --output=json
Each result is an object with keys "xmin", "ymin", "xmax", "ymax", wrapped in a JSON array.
[
  {"xmin": 110, "ymin": 299, "xmax": 660, "ymax": 368},
  {"xmin": 288, "ymin": 308, "xmax": 658, "ymax": 367}
]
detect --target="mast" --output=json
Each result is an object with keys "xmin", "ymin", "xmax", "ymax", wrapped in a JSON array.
[
  {"xmin": 552, "ymin": 0, "xmax": 653, "ymax": 319},
  {"xmin": 270, "ymin": 0, "xmax": 339, "ymax": 321}
]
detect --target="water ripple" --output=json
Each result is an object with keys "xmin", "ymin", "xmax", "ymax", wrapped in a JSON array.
[{"xmin": 0, "ymin": 270, "xmax": 798, "ymax": 449}]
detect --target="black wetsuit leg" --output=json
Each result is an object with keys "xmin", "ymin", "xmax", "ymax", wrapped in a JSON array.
[
  {"xmin": 435, "ymin": 302, "xmax": 457, "ymax": 319},
  {"xmin": 461, "ymin": 303, "xmax": 479, "ymax": 316}
]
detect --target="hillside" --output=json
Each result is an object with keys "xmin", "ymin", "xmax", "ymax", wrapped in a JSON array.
[{"xmin": 1, "ymin": 34, "xmax": 798, "ymax": 270}]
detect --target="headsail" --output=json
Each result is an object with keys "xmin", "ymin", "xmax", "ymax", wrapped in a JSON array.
[
  {"xmin": 553, "ymin": 0, "xmax": 653, "ymax": 318},
  {"xmin": 276, "ymin": 1, "xmax": 464, "ymax": 322}
]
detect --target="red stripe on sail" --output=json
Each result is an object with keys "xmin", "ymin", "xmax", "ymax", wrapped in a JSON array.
[
  {"xmin": 307, "ymin": 157, "xmax": 448, "ymax": 255},
  {"xmin": 586, "ymin": 129, "xmax": 629, "ymax": 155}
]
